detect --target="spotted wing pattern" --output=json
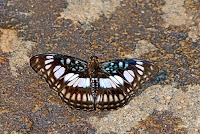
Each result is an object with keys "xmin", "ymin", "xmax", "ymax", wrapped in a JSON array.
[
  {"xmin": 30, "ymin": 54, "xmax": 95, "ymax": 110},
  {"xmin": 95, "ymin": 59, "xmax": 159, "ymax": 110},
  {"xmin": 30, "ymin": 54, "xmax": 159, "ymax": 111},
  {"xmin": 94, "ymin": 72, "xmax": 130, "ymax": 110}
]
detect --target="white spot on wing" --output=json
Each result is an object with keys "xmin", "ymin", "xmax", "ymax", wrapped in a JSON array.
[
  {"xmin": 137, "ymin": 76, "xmax": 141, "ymax": 81},
  {"xmin": 77, "ymin": 94, "xmax": 81, "ymax": 101},
  {"xmin": 135, "ymin": 65, "xmax": 144, "ymax": 71},
  {"xmin": 57, "ymin": 84, "xmax": 61, "ymax": 89},
  {"xmin": 72, "ymin": 68, "xmax": 76, "ymax": 71},
  {"xmin": 88, "ymin": 94, "xmax": 94, "ymax": 102},
  {"xmin": 60, "ymin": 93, "xmax": 63, "ymax": 98},
  {"xmin": 136, "ymin": 61, "xmax": 143, "ymax": 65},
  {"xmin": 45, "ymin": 59, "xmax": 54, "ymax": 65},
  {"xmin": 119, "ymin": 62, "xmax": 123, "ymax": 67},
  {"xmin": 68, "ymin": 74, "xmax": 79, "ymax": 81},
  {"xmin": 37, "ymin": 64, "xmax": 41, "ymax": 68},
  {"xmin": 67, "ymin": 77, "xmax": 79, "ymax": 86},
  {"xmin": 137, "ymin": 70, "xmax": 143, "ymax": 75},
  {"xmin": 119, "ymin": 94, "xmax": 124, "ymax": 100},
  {"xmin": 133, "ymin": 82, "xmax": 137, "ymax": 87},
  {"xmin": 66, "ymin": 93, "xmax": 71, "ymax": 99},
  {"xmin": 77, "ymin": 78, "xmax": 84, "ymax": 87},
  {"xmin": 47, "ymin": 70, "xmax": 51, "ymax": 76},
  {"xmin": 109, "ymin": 76, "xmax": 120, "ymax": 85},
  {"xmin": 73, "ymin": 78, "xmax": 80, "ymax": 87},
  {"xmin": 148, "ymin": 71, "xmax": 151, "ymax": 75},
  {"xmin": 50, "ymin": 77, "xmax": 54, "ymax": 83},
  {"xmin": 99, "ymin": 78, "xmax": 106, "ymax": 88},
  {"xmin": 114, "ymin": 95, "xmax": 118, "ymax": 101},
  {"xmin": 61, "ymin": 88, "xmax": 66, "ymax": 95},
  {"xmin": 143, "ymin": 75, "xmax": 147, "ymax": 78},
  {"xmin": 82, "ymin": 94, "xmax": 87, "ymax": 101},
  {"xmin": 123, "ymin": 70, "xmax": 134, "ymax": 83},
  {"xmin": 125, "ymin": 63, "xmax": 129, "ymax": 68},
  {"xmin": 40, "ymin": 68, "xmax": 45, "ymax": 72},
  {"xmin": 54, "ymin": 67, "xmax": 65, "ymax": 79},
  {"xmin": 150, "ymin": 65, "xmax": 154, "ymax": 70},
  {"xmin": 96, "ymin": 95, "xmax": 102, "ymax": 103},
  {"xmin": 53, "ymin": 66, "xmax": 61, "ymax": 72},
  {"xmin": 103, "ymin": 79, "xmax": 112, "ymax": 88},
  {"xmin": 71, "ymin": 94, "xmax": 75, "ymax": 100},
  {"xmin": 114, "ymin": 75, "xmax": 124, "ymax": 85},
  {"xmin": 45, "ymin": 64, "xmax": 51, "ymax": 70},
  {"xmin": 100, "ymin": 78, "xmax": 117, "ymax": 88},
  {"xmin": 85, "ymin": 78, "xmax": 90, "ymax": 87},
  {"xmin": 127, "ymin": 70, "xmax": 135, "ymax": 77},
  {"xmin": 60, "ymin": 59, "xmax": 64, "ymax": 65},
  {"xmin": 35, "ymin": 58, "xmax": 39, "ymax": 63},
  {"xmin": 103, "ymin": 94, "xmax": 108, "ymax": 102},
  {"xmin": 64, "ymin": 73, "xmax": 74, "ymax": 82},
  {"xmin": 46, "ymin": 56, "xmax": 54, "ymax": 59},
  {"xmin": 66, "ymin": 58, "xmax": 71, "ymax": 64},
  {"xmin": 109, "ymin": 79, "xmax": 117, "ymax": 88},
  {"xmin": 109, "ymin": 95, "xmax": 113, "ymax": 102}
]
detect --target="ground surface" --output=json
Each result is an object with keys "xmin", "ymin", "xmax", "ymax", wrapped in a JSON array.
[{"xmin": 0, "ymin": 0, "xmax": 199, "ymax": 133}]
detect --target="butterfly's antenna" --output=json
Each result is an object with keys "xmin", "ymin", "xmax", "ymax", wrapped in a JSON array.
[
  {"xmin": 90, "ymin": 43, "xmax": 95, "ymax": 56},
  {"xmin": 88, "ymin": 31, "xmax": 94, "ymax": 56}
]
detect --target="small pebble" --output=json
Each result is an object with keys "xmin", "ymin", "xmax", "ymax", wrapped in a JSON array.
[
  {"xmin": 166, "ymin": 96, "xmax": 172, "ymax": 100},
  {"xmin": 177, "ymin": 106, "xmax": 182, "ymax": 110}
]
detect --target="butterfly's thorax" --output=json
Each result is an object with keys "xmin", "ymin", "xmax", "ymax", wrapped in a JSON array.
[
  {"xmin": 89, "ymin": 61, "xmax": 100, "ymax": 77},
  {"xmin": 89, "ymin": 56, "xmax": 101, "ymax": 98}
]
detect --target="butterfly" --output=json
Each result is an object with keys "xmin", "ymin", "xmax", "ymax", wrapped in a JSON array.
[{"xmin": 30, "ymin": 54, "xmax": 159, "ymax": 110}]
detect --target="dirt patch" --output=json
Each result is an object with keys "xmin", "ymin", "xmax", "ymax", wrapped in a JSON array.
[
  {"xmin": 0, "ymin": 29, "xmax": 35, "ymax": 76},
  {"xmin": 88, "ymin": 84, "xmax": 200, "ymax": 133},
  {"xmin": 162, "ymin": 0, "xmax": 188, "ymax": 27},
  {"xmin": 125, "ymin": 40, "xmax": 158, "ymax": 58},
  {"xmin": 59, "ymin": 0, "xmax": 121, "ymax": 28}
]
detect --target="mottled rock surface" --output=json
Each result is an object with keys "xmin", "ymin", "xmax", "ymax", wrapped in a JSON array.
[{"xmin": 0, "ymin": 0, "xmax": 199, "ymax": 133}]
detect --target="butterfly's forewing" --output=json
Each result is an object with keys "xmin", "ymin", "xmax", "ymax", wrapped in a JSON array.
[
  {"xmin": 96, "ymin": 59, "xmax": 159, "ymax": 110},
  {"xmin": 30, "ymin": 54, "xmax": 95, "ymax": 110}
]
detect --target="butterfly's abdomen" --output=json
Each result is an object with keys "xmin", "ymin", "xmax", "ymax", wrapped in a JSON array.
[{"xmin": 91, "ymin": 78, "xmax": 99, "ymax": 98}]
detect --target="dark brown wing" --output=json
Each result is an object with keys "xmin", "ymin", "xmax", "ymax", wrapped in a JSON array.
[
  {"xmin": 95, "ymin": 59, "xmax": 159, "ymax": 110},
  {"xmin": 30, "ymin": 54, "xmax": 95, "ymax": 110},
  {"xmin": 95, "ymin": 72, "xmax": 131, "ymax": 110}
]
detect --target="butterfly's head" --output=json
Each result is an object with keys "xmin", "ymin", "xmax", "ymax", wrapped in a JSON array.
[
  {"xmin": 90, "ymin": 56, "xmax": 98, "ymax": 62},
  {"xmin": 89, "ymin": 56, "xmax": 100, "ymax": 74}
]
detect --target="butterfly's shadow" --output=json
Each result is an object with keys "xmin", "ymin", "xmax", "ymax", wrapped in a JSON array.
[{"xmin": 136, "ymin": 69, "xmax": 167, "ymax": 97}]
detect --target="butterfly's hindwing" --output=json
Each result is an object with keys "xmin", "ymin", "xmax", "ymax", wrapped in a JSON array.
[{"xmin": 95, "ymin": 75, "xmax": 130, "ymax": 110}]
